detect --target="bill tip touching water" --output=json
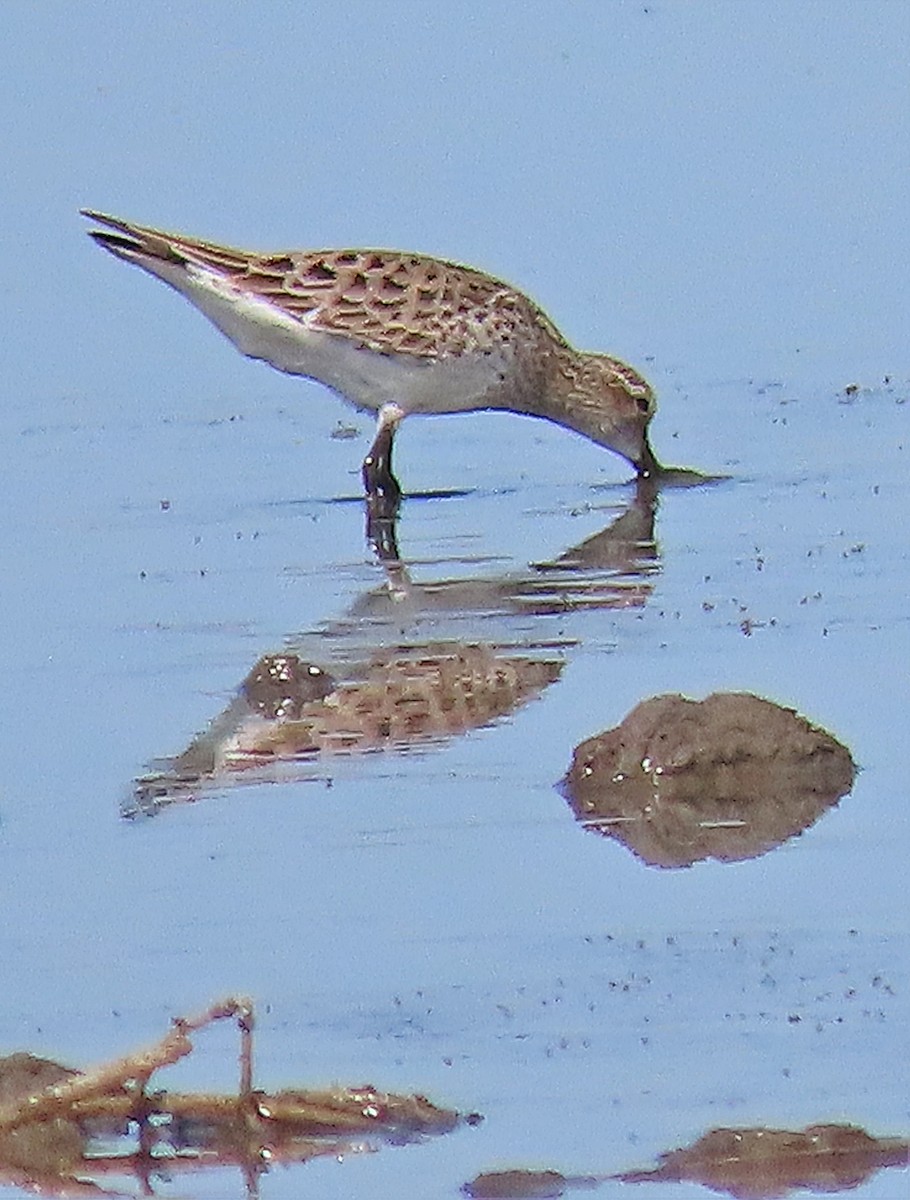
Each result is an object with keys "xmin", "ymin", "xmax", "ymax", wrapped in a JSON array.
[{"xmin": 81, "ymin": 209, "xmax": 712, "ymax": 508}]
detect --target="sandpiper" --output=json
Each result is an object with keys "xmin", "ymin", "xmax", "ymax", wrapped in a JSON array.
[{"xmin": 82, "ymin": 211, "xmax": 660, "ymax": 505}]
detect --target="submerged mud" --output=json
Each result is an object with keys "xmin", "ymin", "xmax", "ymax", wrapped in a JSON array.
[
  {"xmin": 464, "ymin": 1123, "xmax": 910, "ymax": 1199},
  {"xmin": 563, "ymin": 692, "xmax": 856, "ymax": 867}
]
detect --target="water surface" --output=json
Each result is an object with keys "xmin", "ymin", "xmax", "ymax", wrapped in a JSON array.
[{"xmin": 0, "ymin": 4, "xmax": 907, "ymax": 1198}]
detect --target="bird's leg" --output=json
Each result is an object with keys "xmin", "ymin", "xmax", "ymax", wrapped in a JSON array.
[
  {"xmin": 363, "ymin": 403, "xmax": 404, "ymax": 520},
  {"xmin": 366, "ymin": 504, "xmax": 402, "ymax": 562}
]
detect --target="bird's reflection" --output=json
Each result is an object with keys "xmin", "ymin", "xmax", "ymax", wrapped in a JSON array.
[
  {"xmin": 131, "ymin": 645, "xmax": 562, "ymax": 815},
  {"xmin": 129, "ymin": 480, "xmax": 665, "ymax": 815},
  {"xmin": 355, "ymin": 474, "xmax": 662, "ymax": 624}
]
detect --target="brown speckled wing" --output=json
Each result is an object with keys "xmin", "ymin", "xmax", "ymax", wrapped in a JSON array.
[
  {"xmin": 82, "ymin": 213, "xmax": 559, "ymax": 360},
  {"xmin": 231, "ymin": 249, "xmax": 532, "ymax": 358}
]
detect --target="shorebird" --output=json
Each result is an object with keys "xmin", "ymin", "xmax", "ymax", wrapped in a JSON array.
[{"xmin": 82, "ymin": 211, "xmax": 660, "ymax": 507}]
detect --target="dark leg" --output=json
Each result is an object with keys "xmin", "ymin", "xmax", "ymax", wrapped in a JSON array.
[
  {"xmin": 363, "ymin": 403, "xmax": 404, "ymax": 522},
  {"xmin": 635, "ymin": 432, "xmax": 661, "ymax": 480},
  {"xmin": 366, "ymin": 503, "xmax": 402, "ymax": 562}
]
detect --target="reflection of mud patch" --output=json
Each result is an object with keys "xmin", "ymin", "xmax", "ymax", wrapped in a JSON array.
[
  {"xmin": 464, "ymin": 1123, "xmax": 910, "ymax": 1198},
  {"xmin": 464, "ymin": 1167, "xmax": 586, "ymax": 1197},
  {"xmin": 616, "ymin": 1123, "xmax": 910, "ymax": 1197},
  {"xmin": 0, "ymin": 1054, "xmax": 83, "ymax": 1175},
  {"xmin": 562, "ymin": 692, "xmax": 855, "ymax": 868},
  {"xmin": 0, "ymin": 1000, "xmax": 474, "ymax": 1194}
]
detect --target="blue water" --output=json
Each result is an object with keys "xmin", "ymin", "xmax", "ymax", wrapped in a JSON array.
[{"xmin": 1, "ymin": 3, "xmax": 907, "ymax": 1198}]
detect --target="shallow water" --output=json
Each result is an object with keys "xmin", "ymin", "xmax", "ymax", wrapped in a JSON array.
[
  {"xmin": 1, "ymin": 368, "xmax": 907, "ymax": 1197},
  {"xmin": 2, "ymin": 3, "xmax": 909, "ymax": 1196}
]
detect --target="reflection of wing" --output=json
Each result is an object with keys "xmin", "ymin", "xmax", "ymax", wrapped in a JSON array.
[
  {"xmin": 562, "ymin": 692, "xmax": 855, "ymax": 868},
  {"xmin": 614, "ymin": 1124, "xmax": 910, "ymax": 1195},
  {"xmin": 235, "ymin": 644, "xmax": 561, "ymax": 757},
  {"xmin": 131, "ymin": 644, "xmax": 561, "ymax": 815}
]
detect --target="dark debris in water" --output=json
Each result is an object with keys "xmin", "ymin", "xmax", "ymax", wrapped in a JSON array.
[
  {"xmin": 614, "ymin": 1123, "xmax": 910, "ymax": 1198},
  {"xmin": 0, "ymin": 997, "xmax": 474, "ymax": 1196},
  {"xmin": 464, "ymin": 1167, "xmax": 597, "ymax": 1197},
  {"xmin": 464, "ymin": 1123, "xmax": 909, "ymax": 1199}
]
